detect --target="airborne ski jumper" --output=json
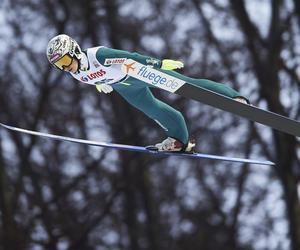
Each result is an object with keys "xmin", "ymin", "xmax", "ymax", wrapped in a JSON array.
[{"xmin": 46, "ymin": 34, "xmax": 249, "ymax": 152}]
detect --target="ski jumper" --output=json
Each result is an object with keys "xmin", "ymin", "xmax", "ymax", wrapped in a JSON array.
[{"xmin": 71, "ymin": 47, "xmax": 243, "ymax": 145}]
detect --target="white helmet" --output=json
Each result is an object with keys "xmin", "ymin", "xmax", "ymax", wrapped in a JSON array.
[{"xmin": 46, "ymin": 34, "xmax": 83, "ymax": 70}]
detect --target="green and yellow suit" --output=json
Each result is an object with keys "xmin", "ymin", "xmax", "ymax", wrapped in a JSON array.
[{"xmin": 71, "ymin": 46, "xmax": 246, "ymax": 145}]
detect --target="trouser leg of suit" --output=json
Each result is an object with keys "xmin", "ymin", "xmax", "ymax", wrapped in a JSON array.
[
  {"xmin": 113, "ymin": 71, "xmax": 244, "ymax": 144},
  {"xmin": 113, "ymin": 79, "xmax": 189, "ymax": 144}
]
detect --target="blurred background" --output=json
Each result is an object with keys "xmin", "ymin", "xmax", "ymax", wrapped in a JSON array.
[{"xmin": 0, "ymin": 0, "xmax": 300, "ymax": 249}]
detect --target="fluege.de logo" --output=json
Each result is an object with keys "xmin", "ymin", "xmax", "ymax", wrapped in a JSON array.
[
  {"xmin": 137, "ymin": 66, "xmax": 180, "ymax": 90},
  {"xmin": 122, "ymin": 59, "xmax": 185, "ymax": 93},
  {"xmin": 80, "ymin": 69, "xmax": 106, "ymax": 82}
]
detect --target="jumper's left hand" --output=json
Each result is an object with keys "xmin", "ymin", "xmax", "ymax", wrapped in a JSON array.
[
  {"xmin": 161, "ymin": 59, "xmax": 184, "ymax": 70},
  {"xmin": 96, "ymin": 84, "xmax": 113, "ymax": 94}
]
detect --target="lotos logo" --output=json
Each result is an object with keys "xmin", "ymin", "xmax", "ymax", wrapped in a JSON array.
[
  {"xmin": 81, "ymin": 76, "xmax": 89, "ymax": 82},
  {"xmin": 80, "ymin": 69, "xmax": 106, "ymax": 82}
]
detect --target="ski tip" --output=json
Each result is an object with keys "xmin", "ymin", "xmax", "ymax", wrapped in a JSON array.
[{"xmin": 266, "ymin": 161, "xmax": 276, "ymax": 166}]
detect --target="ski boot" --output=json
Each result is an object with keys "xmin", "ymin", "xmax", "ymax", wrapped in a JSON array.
[
  {"xmin": 234, "ymin": 96, "xmax": 250, "ymax": 105},
  {"xmin": 146, "ymin": 137, "xmax": 196, "ymax": 152}
]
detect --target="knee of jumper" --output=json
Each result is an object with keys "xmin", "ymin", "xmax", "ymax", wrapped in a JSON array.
[{"xmin": 150, "ymin": 110, "xmax": 188, "ymax": 133}]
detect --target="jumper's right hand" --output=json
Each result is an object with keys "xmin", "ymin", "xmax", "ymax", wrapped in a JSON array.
[
  {"xmin": 96, "ymin": 84, "xmax": 113, "ymax": 94},
  {"xmin": 161, "ymin": 59, "xmax": 184, "ymax": 70}
]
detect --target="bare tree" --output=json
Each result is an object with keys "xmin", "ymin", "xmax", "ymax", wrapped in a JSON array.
[{"xmin": 0, "ymin": 1, "xmax": 299, "ymax": 250}]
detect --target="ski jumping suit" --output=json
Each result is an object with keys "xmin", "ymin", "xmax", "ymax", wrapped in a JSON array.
[{"xmin": 71, "ymin": 47, "xmax": 244, "ymax": 145}]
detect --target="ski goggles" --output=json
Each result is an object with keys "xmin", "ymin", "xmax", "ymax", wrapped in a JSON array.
[{"xmin": 53, "ymin": 54, "xmax": 73, "ymax": 70}]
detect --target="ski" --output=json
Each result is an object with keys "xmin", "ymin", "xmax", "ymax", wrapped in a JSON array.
[
  {"xmin": 122, "ymin": 59, "xmax": 300, "ymax": 137},
  {"xmin": 0, "ymin": 123, "xmax": 274, "ymax": 165}
]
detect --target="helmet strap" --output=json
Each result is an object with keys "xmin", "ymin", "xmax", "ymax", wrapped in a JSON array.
[{"xmin": 79, "ymin": 51, "xmax": 89, "ymax": 71}]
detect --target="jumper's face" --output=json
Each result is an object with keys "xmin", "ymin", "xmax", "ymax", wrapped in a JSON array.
[{"xmin": 61, "ymin": 56, "xmax": 79, "ymax": 73}]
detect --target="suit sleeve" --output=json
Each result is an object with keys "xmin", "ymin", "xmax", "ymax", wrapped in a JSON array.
[{"xmin": 96, "ymin": 47, "xmax": 162, "ymax": 68}]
